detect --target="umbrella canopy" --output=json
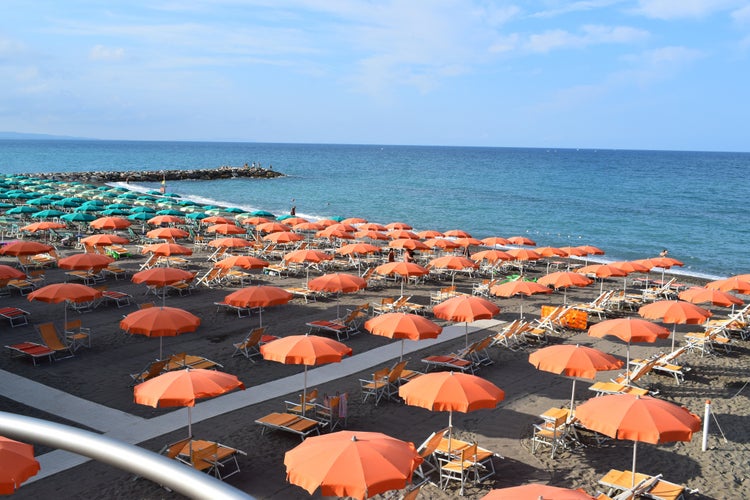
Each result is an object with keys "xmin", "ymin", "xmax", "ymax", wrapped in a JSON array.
[
  {"xmin": 256, "ymin": 222, "xmax": 291, "ymax": 233},
  {"xmin": 471, "ymin": 249, "xmax": 513, "ymax": 263},
  {"xmin": 0, "ymin": 265, "xmax": 26, "ymax": 280},
  {"xmin": 261, "ymin": 334, "xmax": 352, "ymax": 415},
  {"xmin": 588, "ymin": 318, "xmax": 670, "ymax": 382},
  {"xmin": 140, "ymin": 242, "xmax": 193, "ymax": 257},
  {"xmin": 491, "ymin": 280, "xmax": 552, "ymax": 318},
  {"xmin": 284, "ymin": 430, "xmax": 422, "ymax": 500},
  {"xmin": 387, "ymin": 229, "xmax": 419, "ymax": 240},
  {"xmin": 263, "ymin": 231, "xmax": 303, "ymax": 244},
  {"xmin": 0, "ymin": 436, "xmax": 41, "ymax": 494},
  {"xmin": 398, "ymin": 371, "xmax": 504, "ymax": 456},
  {"xmin": 575, "ymin": 394, "xmax": 701, "ymax": 486},
  {"xmin": 388, "ymin": 238, "xmax": 429, "ymax": 251},
  {"xmin": 214, "ymin": 255, "xmax": 269, "ymax": 270},
  {"xmin": 577, "ymin": 264, "xmax": 628, "ymax": 293},
  {"xmin": 538, "ymin": 271, "xmax": 594, "ymax": 304},
  {"xmin": 385, "ymin": 222, "xmax": 412, "ymax": 230},
  {"xmin": 206, "ymin": 223, "xmax": 246, "ymax": 235},
  {"xmin": 146, "ymin": 227, "xmax": 189, "ymax": 240},
  {"xmin": 201, "ymin": 215, "xmax": 234, "ymax": 225},
  {"xmin": 427, "ymin": 255, "xmax": 478, "ymax": 283},
  {"xmin": 480, "ymin": 236, "xmax": 510, "ymax": 247},
  {"xmin": 206, "ymin": 237, "xmax": 252, "ymax": 249},
  {"xmin": 147, "ymin": 215, "xmax": 184, "ymax": 225},
  {"xmin": 678, "ymin": 286, "xmax": 743, "ymax": 308},
  {"xmin": 132, "ymin": 267, "xmax": 194, "ymax": 286},
  {"xmin": 120, "ymin": 306, "xmax": 200, "ymax": 358},
  {"xmin": 355, "ymin": 230, "xmax": 389, "ymax": 241},
  {"xmin": 433, "ymin": 295, "xmax": 500, "ymax": 346},
  {"xmin": 20, "ymin": 221, "xmax": 67, "ymax": 233},
  {"xmin": 308, "ymin": 273, "xmax": 367, "ymax": 317},
  {"xmin": 284, "ymin": 249, "xmax": 333, "ymax": 264},
  {"xmin": 482, "ymin": 484, "xmax": 595, "ymax": 500},
  {"xmin": 507, "ymin": 236, "xmax": 536, "ymax": 246},
  {"xmin": 58, "ymin": 253, "xmax": 114, "ymax": 272},
  {"xmin": 638, "ymin": 300, "xmax": 712, "ymax": 350},
  {"xmin": 423, "ymin": 238, "xmax": 461, "ymax": 250},
  {"xmin": 223, "ymin": 285, "xmax": 293, "ymax": 326},
  {"xmin": 89, "ymin": 216, "xmax": 131, "ymax": 230},
  {"xmin": 134, "ymin": 368, "xmax": 244, "ymax": 437},
  {"xmin": 28, "ymin": 283, "xmax": 103, "ymax": 327},
  {"xmin": 705, "ymin": 277, "xmax": 750, "ymax": 294},
  {"xmin": 528, "ymin": 344, "xmax": 623, "ymax": 411},
  {"xmin": 336, "ymin": 243, "xmax": 381, "ymax": 256},
  {"xmin": 0, "ymin": 241, "xmax": 54, "ymax": 257},
  {"xmin": 373, "ymin": 261, "xmax": 430, "ymax": 295},
  {"xmin": 365, "ymin": 312, "xmax": 442, "ymax": 360},
  {"xmin": 80, "ymin": 234, "xmax": 129, "ymax": 246}
]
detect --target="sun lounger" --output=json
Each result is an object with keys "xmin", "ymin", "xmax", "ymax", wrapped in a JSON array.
[
  {"xmin": 7, "ymin": 278, "xmax": 38, "ymax": 296},
  {"xmin": 130, "ymin": 359, "xmax": 169, "ymax": 385},
  {"xmin": 100, "ymin": 290, "xmax": 134, "ymax": 308},
  {"xmin": 572, "ymin": 290, "xmax": 615, "ymax": 320},
  {"xmin": 165, "ymin": 352, "xmax": 222, "ymax": 371},
  {"xmin": 285, "ymin": 287, "xmax": 320, "ymax": 303},
  {"xmin": 421, "ymin": 345, "xmax": 476, "ymax": 374},
  {"xmin": 599, "ymin": 469, "xmax": 685, "ymax": 500},
  {"xmin": 174, "ymin": 439, "xmax": 246, "ymax": 480},
  {"xmin": 684, "ymin": 329, "xmax": 732, "ymax": 357},
  {"xmin": 0, "ymin": 306, "xmax": 31, "ymax": 327},
  {"xmin": 214, "ymin": 299, "xmax": 255, "ymax": 318},
  {"xmin": 36, "ymin": 322, "xmax": 75, "ymax": 360},
  {"xmin": 255, "ymin": 412, "xmax": 322, "ymax": 439},
  {"xmin": 306, "ymin": 310, "xmax": 365, "ymax": 341},
  {"xmin": 232, "ymin": 326, "xmax": 277, "ymax": 361},
  {"xmin": 5, "ymin": 342, "xmax": 56, "ymax": 365},
  {"xmin": 588, "ymin": 381, "xmax": 651, "ymax": 397},
  {"xmin": 434, "ymin": 431, "xmax": 500, "ymax": 484}
]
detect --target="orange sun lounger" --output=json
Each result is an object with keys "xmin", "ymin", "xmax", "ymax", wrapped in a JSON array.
[{"xmin": 6, "ymin": 342, "xmax": 56, "ymax": 365}]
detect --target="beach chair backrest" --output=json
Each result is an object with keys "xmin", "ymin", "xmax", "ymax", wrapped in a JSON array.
[
  {"xmin": 420, "ymin": 428, "xmax": 447, "ymax": 458},
  {"xmin": 65, "ymin": 318, "xmax": 82, "ymax": 331},
  {"xmin": 37, "ymin": 322, "xmax": 66, "ymax": 350},
  {"xmin": 163, "ymin": 437, "xmax": 192, "ymax": 459},
  {"xmin": 139, "ymin": 302, "xmax": 154, "ymax": 309}
]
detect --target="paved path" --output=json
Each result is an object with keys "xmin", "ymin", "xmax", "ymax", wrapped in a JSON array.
[{"xmin": 0, "ymin": 319, "xmax": 502, "ymax": 481}]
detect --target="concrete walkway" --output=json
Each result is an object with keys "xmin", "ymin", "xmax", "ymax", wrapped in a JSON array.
[{"xmin": 0, "ymin": 319, "xmax": 503, "ymax": 482}]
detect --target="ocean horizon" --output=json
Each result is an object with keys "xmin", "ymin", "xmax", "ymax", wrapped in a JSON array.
[{"xmin": 2, "ymin": 139, "xmax": 749, "ymax": 280}]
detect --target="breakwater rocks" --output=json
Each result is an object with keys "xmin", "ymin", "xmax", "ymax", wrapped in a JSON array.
[{"xmin": 33, "ymin": 166, "xmax": 283, "ymax": 183}]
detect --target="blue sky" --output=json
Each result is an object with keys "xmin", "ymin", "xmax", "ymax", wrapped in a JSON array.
[{"xmin": 1, "ymin": 1, "xmax": 749, "ymax": 151}]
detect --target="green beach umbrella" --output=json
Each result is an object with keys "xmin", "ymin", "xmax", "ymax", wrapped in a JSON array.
[
  {"xmin": 276, "ymin": 214, "xmax": 295, "ymax": 221},
  {"xmin": 52, "ymin": 199, "xmax": 82, "ymax": 208},
  {"xmin": 101, "ymin": 208, "xmax": 131, "ymax": 216},
  {"xmin": 32, "ymin": 209, "xmax": 66, "ymax": 219},
  {"xmin": 0, "ymin": 202, "xmax": 15, "ymax": 209},
  {"xmin": 106, "ymin": 203, "xmax": 132, "ymax": 210},
  {"xmin": 116, "ymin": 192, "xmax": 139, "ymax": 200},
  {"xmin": 7, "ymin": 192, "xmax": 36, "ymax": 200},
  {"xmin": 26, "ymin": 197, "xmax": 53, "ymax": 206},
  {"xmin": 250, "ymin": 210, "xmax": 275, "ymax": 217},
  {"xmin": 131, "ymin": 206, "xmax": 156, "ymax": 213},
  {"xmin": 61, "ymin": 212, "xmax": 96, "ymax": 223},
  {"xmin": 185, "ymin": 212, "xmax": 207, "ymax": 220},
  {"xmin": 127, "ymin": 212, "xmax": 151, "ymax": 221},
  {"xmin": 224, "ymin": 207, "xmax": 244, "ymax": 214},
  {"xmin": 156, "ymin": 209, "xmax": 183, "ymax": 216}
]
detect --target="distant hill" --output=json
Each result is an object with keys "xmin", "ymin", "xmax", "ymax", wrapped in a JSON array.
[{"xmin": 0, "ymin": 131, "xmax": 93, "ymax": 140}]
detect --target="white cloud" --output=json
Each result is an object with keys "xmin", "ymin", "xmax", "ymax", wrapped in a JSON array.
[
  {"xmin": 530, "ymin": 0, "xmax": 624, "ymax": 18},
  {"xmin": 524, "ymin": 25, "xmax": 649, "ymax": 53},
  {"xmin": 632, "ymin": 0, "xmax": 741, "ymax": 19},
  {"xmin": 0, "ymin": 36, "xmax": 27, "ymax": 59},
  {"xmin": 732, "ymin": 4, "xmax": 750, "ymax": 23},
  {"xmin": 89, "ymin": 45, "xmax": 125, "ymax": 61}
]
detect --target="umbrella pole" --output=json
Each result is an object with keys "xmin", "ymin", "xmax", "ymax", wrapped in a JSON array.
[
  {"xmin": 632, "ymin": 441, "xmax": 638, "ymax": 488},
  {"xmin": 448, "ymin": 410, "xmax": 453, "ymax": 456},
  {"xmin": 400, "ymin": 339, "xmax": 405, "ymax": 362},
  {"xmin": 465, "ymin": 322, "xmax": 469, "ymax": 348},
  {"xmin": 302, "ymin": 365, "xmax": 308, "ymax": 417},
  {"xmin": 159, "ymin": 337, "xmax": 164, "ymax": 360},
  {"xmin": 671, "ymin": 324, "xmax": 676, "ymax": 352},
  {"xmin": 569, "ymin": 379, "xmax": 577, "ymax": 415},
  {"xmin": 188, "ymin": 407, "xmax": 192, "ymax": 438},
  {"xmin": 626, "ymin": 342, "xmax": 631, "ymax": 384}
]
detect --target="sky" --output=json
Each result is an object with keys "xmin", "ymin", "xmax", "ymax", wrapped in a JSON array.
[{"xmin": 1, "ymin": 1, "xmax": 749, "ymax": 151}]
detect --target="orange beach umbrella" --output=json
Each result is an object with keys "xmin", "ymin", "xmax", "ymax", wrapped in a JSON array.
[
  {"xmin": 120, "ymin": 306, "xmax": 200, "ymax": 359},
  {"xmin": 588, "ymin": 318, "xmax": 670, "ymax": 382},
  {"xmin": 374, "ymin": 261, "xmax": 429, "ymax": 295},
  {"xmin": 491, "ymin": 279, "xmax": 552, "ymax": 318},
  {"xmin": 706, "ymin": 277, "xmax": 750, "ymax": 295},
  {"xmin": 433, "ymin": 294, "xmax": 500, "ymax": 346},
  {"xmin": 146, "ymin": 227, "xmax": 189, "ymax": 240},
  {"xmin": 528, "ymin": 344, "xmax": 623, "ymax": 411},
  {"xmin": 0, "ymin": 265, "xmax": 25, "ymax": 281},
  {"xmin": 223, "ymin": 285, "xmax": 293, "ymax": 326},
  {"xmin": 57, "ymin": 252, "xmax": 114, "ymax": 272},
  {"xmin": 214, "ymin": 255, "xmax": 269, "ymax": 270},
  {"xmin": 284, "ymin": 430, "xmax": 422, "ymax": 500},
  {"xmin": 207, "ymin": 237, "xmax": 253, "ymax": 248},
  {"xmin": 482, "ymin": 484, "xmax": 595, "ymax": 500},
  {"xmin": 261, "ymin": 334, "xmax": 352, "ymax": 416},
  {"xmin": 538, "ymin": 271, "xmax": 593, "ymax": 304},
  {"xmin": 638, "ymin": 300, "xmax": 712, "ymax": 350},
  {"xmin": 89, "ymin": 216, "xmax": 131, "ymax": 230},
  {"xmin": 308, "ymin": 273, "xmax": 367, "ymax": 317},
  {"xmin": 0, "ymin": 241, "xmax": 53, "ymax": 257},
  {"xmin": 398, "ymin": 371, "xmax": 504, "ymax": 479},
  {"xmin": 365, "ymin": 312, "xmax": 442, "ymax": 360},
  {"xmin": 679, "ymin": 286, "xmax": 743, "ymax": 308},
  {"xmin": 134, "ymin": 368, "xmax": 244, "ymax": 437},
  {"xmin": 575, "ymin": 394, "xmax": 701, "ymax": 487},
  {"xmin": 140, "ymin": 242, "xmax": 193, "ymax": 257},
  {"xmin": 28, "ymin": 282, "xmax": 103, "ymax": 328},
  {"xmin": 0, "ymin": 436, "xmax": 40, "ymax": 494},
  {"xmin": 80, "ymin": 234, "xmax": 129, "ymax": 247}
]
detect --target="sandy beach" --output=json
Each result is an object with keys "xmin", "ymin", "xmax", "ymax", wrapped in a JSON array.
[{"xmin": 1, "ymin": 235, "xmax": 748, "ymax": 500}]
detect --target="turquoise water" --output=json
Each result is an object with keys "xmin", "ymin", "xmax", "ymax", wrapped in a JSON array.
[{"xmin": 2, "ymin": 140, "xmax": 749, "ymax": 278}]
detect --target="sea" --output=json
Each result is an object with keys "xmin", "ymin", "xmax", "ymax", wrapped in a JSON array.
[{"xmin": 2, "ymin": 139, "xmax": 748, "ymax": 279}]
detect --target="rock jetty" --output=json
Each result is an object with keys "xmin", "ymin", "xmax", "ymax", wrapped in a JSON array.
[{"xmin": 32, "ymin": 165, "xmax": 283, "ymax": 183}]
